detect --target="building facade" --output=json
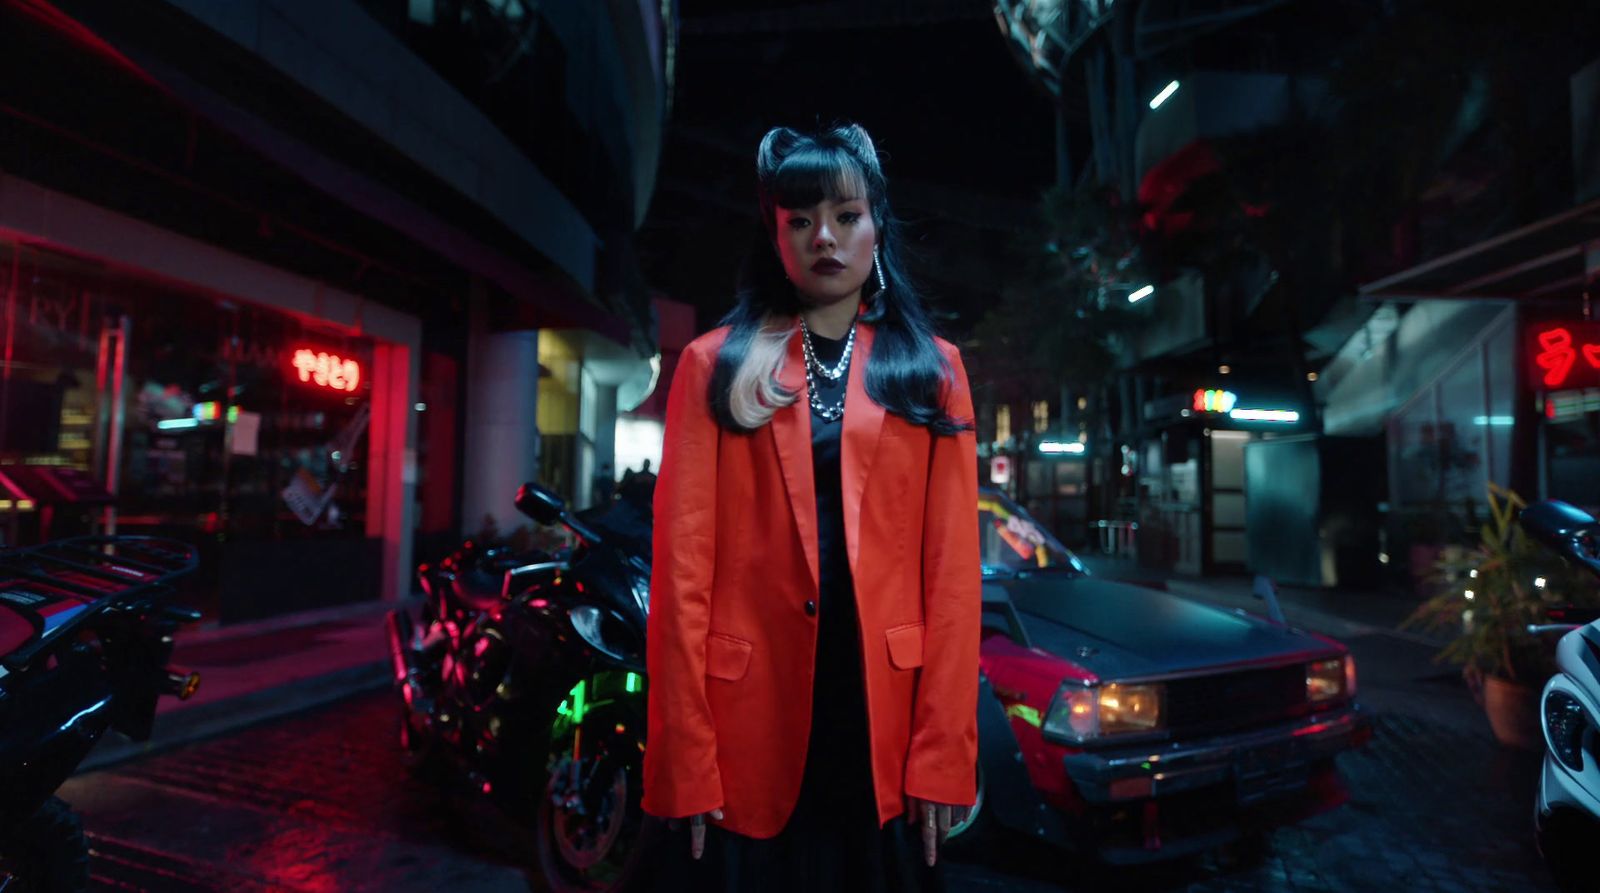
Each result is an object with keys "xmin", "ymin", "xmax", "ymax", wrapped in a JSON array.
[{"xmin": 0, "ymin": 0, "xmax": 675, "ymax": 624}]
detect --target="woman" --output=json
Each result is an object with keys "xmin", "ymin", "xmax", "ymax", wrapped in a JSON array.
[{"xmin": 642, "ymin": 122, "xmax": 981, "ymax": 892}]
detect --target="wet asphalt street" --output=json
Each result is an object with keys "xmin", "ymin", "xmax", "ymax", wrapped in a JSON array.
[{"xmin": 61, "ymin": 624, "xmax": 1558, "ymax": 892}]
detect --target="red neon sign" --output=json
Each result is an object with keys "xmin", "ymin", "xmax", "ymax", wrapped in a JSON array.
[
  {"xmin": 1530, "ymin": 323, "xmax": 1600, "ymax": 390},
  {"xmin": 292, "ymin": 349, "xmax": 362, "ymax": 393}
]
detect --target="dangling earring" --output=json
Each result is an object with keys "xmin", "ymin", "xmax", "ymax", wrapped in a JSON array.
[{"xmin": 873, "ymin": 246, "xmax": 887, "ymax": 295}]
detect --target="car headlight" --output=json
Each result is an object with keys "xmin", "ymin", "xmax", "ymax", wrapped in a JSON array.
[
  {"xmin": 1544, "ymin": 689, "xmax": 1588, "ymax": 772},
  {"xmin": 1042, "ymin": 681, "xmax": 1164, "ymax": 743},
  {"xmin": 1306, "ymin": 657, "xmax": 1348, "ymax": 703}
]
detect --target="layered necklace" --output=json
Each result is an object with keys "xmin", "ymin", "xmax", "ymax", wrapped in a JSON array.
[{"xmin": 799, "ymin": 314, "xmax": 856, "ymax": 422}]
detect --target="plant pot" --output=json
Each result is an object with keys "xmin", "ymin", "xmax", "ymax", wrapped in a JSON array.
[{"xmin": 1481, "ymin": 673, "xmax": 1543, "ymax": 751}]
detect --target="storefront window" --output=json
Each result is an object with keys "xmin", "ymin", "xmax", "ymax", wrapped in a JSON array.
[
  {"xmin": 1389, "ymin": 314, "xmax": 1516, "ymax": 546},
  {"xmin": 537, "ymin": 330, "xmax": 582, "ymax": 506},
  {"xmin": 1546, "ymin": 403, "xmax": 1600, "ymax": 514},
  {"xmin": 1484, "ymin": 319, "xmax": 1515, "ymax": 487},
  {"xmin": 1390, "ymin": 390, "xmax": 1438, "ymax": 511},
  {"xmin": 1436, "ymin": 348, "xmax": 1485, "ymax": 507},
  {"xmin": 0, "ymin": 241, "xmax": 386, "ymax": 625},
  {"xmin": 0, "ymin": 245, "xmax": 114, "ymax": 543}
]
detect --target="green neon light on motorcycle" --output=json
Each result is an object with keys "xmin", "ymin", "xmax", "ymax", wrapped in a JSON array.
[{"xmin": 552, "ymin": 673, "xmax": 643, "ymax": 738}]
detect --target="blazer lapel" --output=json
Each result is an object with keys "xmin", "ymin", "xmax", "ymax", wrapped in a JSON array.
[
  {"xmin": 840, "ymin": 321, "xmax": 886, "ymax": 583},
  {"xmin": 770, "ymin": 323, "xmax": 819, "ymax": 594}
]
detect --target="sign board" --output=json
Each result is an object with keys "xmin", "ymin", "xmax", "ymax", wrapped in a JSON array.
[
  {"xmin": 282, "ymin": 469, "xmax": 338, "ymax": 526},
  {"xmin": 292, "ymin": 349, "xmax": 362, "ymax": 393},
  {"xmin": 1529, "ymin": 322, "xmax": 1600, "ymax": 391},
  {"xmin": 989, "ymin": 455, "xmax": 1011, "ymax": 485},
  {"xmin": 1193, "ymin": 389, "xmax": 1238, "ymax": 413}
]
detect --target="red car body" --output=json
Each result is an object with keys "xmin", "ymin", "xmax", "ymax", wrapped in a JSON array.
[{"xmin": 956, "ymin": 488, "xmax": 1371, "ymax": 864}]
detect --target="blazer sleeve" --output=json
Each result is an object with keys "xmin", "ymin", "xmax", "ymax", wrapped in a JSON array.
[
  {"xmin": 903, "ymin": 344, "xmax": 982, "ymax": 807},
  {"xmin": 642, "ymin": 339, "xmax": 725, "ymax": 819}
]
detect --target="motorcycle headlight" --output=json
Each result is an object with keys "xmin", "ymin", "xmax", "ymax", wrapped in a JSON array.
[
  {"xmin": 1042, "ymin": 682, "xmax": 1164, "ymax": 743},
  {"xmin": 1544, "ymin": 689, "xmax": 1588, "ymax": 772},
  {"xmin": 1307, "ymin": 657, "xmax": 1348, "ymax": 703}
]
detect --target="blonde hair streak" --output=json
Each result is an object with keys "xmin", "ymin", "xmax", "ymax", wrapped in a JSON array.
[{"xmin": 728, "ymin": 313, "xmax": 800, "ymax": 430}]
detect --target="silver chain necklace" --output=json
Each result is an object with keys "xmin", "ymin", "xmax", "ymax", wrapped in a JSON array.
[
  {"xmin": 799, "ymin": 316, "xmax": 856, "ymax": 421},
  {"xmin": 799, "ymin": 315, "xmax": 855, "ymax": 380}
]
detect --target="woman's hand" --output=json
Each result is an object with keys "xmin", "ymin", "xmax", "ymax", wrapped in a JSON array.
[
  {"xmin": 905, "ymin": 795, "xmax": 972, "ymax": 867},
  {"xmin": 665, "ymin": 808, "xmax": 724, "ymax": 859}
]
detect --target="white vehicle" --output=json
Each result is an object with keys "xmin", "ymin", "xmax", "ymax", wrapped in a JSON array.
[{"xmin": 1521, "ymin": 500, "xmax": 1600, "ymax": 893}]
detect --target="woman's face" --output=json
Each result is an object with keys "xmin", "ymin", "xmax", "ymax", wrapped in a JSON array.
[{"xmin": 774, "ymin": 196, "xmax": 877, "ymax": 308}]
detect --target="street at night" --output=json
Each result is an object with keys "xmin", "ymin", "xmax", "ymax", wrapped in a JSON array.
[
  {"xmin": 63, "ymin": 589, "xmax": 1553, "ymax": 892},
  {"xmin": 5, "ymin": 1, "xmax": 1600, "ymax": 892}
]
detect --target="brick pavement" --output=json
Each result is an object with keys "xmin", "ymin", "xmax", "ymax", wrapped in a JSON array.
[
  {"xmin": 949, "ymin": 711, "xmax": 1551, "ymax": 892},
  {"xmin": 62, "ymin": 687, "xmax": 1559, "ymax": 892}
]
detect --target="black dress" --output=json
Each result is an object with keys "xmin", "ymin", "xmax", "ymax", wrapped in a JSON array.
[{"xmin": 650, "ymin": 325, "xmax": 945, "ymax": 893}]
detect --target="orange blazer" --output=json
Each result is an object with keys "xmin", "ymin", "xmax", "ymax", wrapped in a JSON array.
[{"xmin": 642, "ymin": 311, "xmax": 982, "ymax": 839}]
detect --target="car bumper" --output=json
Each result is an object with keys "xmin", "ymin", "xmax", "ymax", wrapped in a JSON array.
[{"xmin": 1062, "ymin": 703, "xmax": 1368, "ymax": 805}]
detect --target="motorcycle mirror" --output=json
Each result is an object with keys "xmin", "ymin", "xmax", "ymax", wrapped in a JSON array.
[
  {"xmin": 515, "ymin": 482, "xmax": 565, "ymax": 526},
  {"xmin": 1522, "ymin": 500, "xmax": 1600, "ymax": 579},
  {"xmin": 1522, "ymin": 500, "xmax": 1597, "ymax": 547}
]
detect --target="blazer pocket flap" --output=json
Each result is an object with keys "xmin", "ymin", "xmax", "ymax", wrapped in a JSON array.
[
  {"xmin": 885, "ymin": 622, "xmax": 925, "ymax": 670},
  {"xmin": 705, "ymin": 633, "xmax": 753, "ymax": 681}
]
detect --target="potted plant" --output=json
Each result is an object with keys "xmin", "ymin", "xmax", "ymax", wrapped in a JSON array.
[{"xmin": 1401, "ymin": 483, "xmax": 1599, "ymax": 750}]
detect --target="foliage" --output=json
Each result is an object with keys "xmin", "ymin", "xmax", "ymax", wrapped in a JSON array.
[
  {"xmin": 969, "ymin": 183, "xmax": 1145, "ymax": 406},
  {"xmin": 1401, "ymin": 484, "xmax": 1600, "ymax": 686}
]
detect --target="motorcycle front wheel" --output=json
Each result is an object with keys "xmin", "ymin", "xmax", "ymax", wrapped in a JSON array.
[
  {"xmin": 0, "ymin": 797, "xmax": 91, "ymax": 893},
  {"xmin": 534, "ymin": 701, "xmax": 658, "ymax": 893}
]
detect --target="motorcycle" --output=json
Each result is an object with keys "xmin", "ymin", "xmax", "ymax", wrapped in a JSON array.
[
  {"xmin": 0, "ymin": 536, "xmax": 202, "ymax": 892},
  {"xmin": 1520, "ymin": 500, "xmax": 1600, "ymax": 893},
  {"xmin": 387, "ymin": 482, "xmax": 656, "ymax": 893}
]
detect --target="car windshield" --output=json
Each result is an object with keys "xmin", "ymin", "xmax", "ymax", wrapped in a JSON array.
[{"xmin": 978, "ymin": 490, "xmax": 1085, "ymax": 577}]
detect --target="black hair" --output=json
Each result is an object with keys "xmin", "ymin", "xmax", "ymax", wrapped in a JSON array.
[{"xmin": 707, "ymin": 123, "xmax": 974, "ymax": 437}]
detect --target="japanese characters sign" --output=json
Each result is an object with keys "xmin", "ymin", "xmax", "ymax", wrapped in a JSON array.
[
  {"xmin": 1530, "ymin": 322, "xmax": 1600, "ymax": 391},
  {"xmin": 291, "ymin": 348, "xmax": 362, "ymax": 393}
]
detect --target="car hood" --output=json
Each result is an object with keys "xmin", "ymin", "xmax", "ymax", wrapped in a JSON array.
[{"xmin": 991, "ymin": 574, "xmax": 1340, "ymax": 680}]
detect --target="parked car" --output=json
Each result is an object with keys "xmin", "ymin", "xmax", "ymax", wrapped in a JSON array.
[{"xmin": 950, "ymin": 487, "xmax": 1371, "ymax": 864}]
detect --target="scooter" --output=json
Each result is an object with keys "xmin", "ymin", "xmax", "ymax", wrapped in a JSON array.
[
  {"xmin": 0, "ymin": 536, "xmax": 202, "ymax": 892},
  {"xmin": 1520, "ymin": 500, "xmax": 1600, "ymax": 893},
  {"xmin": 387, "ymin": 482, "xmax": 656, "ymax": 893}
]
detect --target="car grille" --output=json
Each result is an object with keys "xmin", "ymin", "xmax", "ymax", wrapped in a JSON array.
[{"xmin": 1162, "ymin": 663, "xmax": 1309, "ymax": 736}]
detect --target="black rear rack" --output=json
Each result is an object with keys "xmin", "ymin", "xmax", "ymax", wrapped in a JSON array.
[{"xmin": 1, "ymin": 535, "xmax": 199, "ymax": 672}]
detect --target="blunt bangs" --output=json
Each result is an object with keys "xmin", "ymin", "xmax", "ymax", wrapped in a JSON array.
[{"xmin": 770, "ymin": 144, "xmax": 872, "ymax": 211}]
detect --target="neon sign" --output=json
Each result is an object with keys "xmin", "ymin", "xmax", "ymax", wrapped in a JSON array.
[
  {"xmin": 292, "ymin": 349, "xmax": 362, "ymax": 393},
  {"xmin": 1230, "ymin": 408, "xmax": 1300, "ymax": 423},
  {"xmin": 1531, "ymin": 324, "xmax": 1600, "ymax": 390},
  {"xmin": 1193, "ymin": 389, "xmax": 1237, "ymax": 413}
]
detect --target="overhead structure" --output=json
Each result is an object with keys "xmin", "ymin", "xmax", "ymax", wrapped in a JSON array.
[{"xmin": 993, "ymin": 0, "xmax": 1289, "ymax": 95}]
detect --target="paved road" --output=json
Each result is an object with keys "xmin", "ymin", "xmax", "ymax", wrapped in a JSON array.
[{"xmin": 61, "ymin": 620, "xmax": 1558, "ymax": 891}]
